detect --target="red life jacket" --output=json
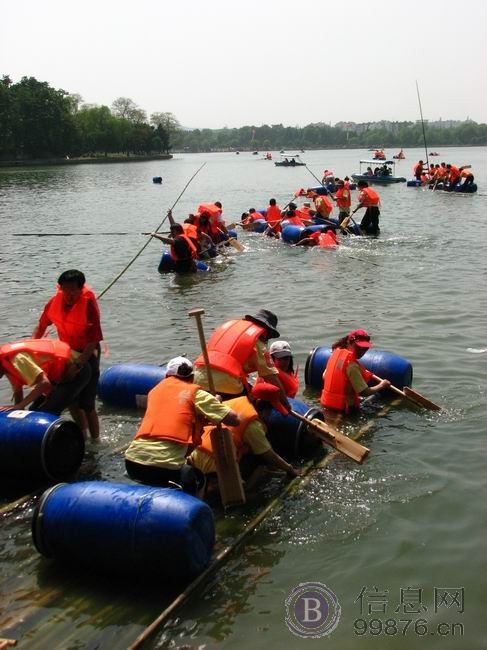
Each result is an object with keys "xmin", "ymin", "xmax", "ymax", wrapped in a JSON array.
[
  {"xmin": 46, "ymin": 285, "xmax": 100, "ymax": 352},
  {"xmin": 266, "ymin": 204, "xmax": 281, "ymax": 224},
  {"xmin": 320, "ymin": 348, "xmax": 372, "ymax": 411},
  {"xmin": 134, "ymin": 376, "xmax": 200, "ymax": 445},
  {"xmin": 197, "ymin": 203, "xmax": 222, "ymax": 237},
  {"xmin": 197, "ymin": 396, "xmax": 259, "ymax": 461},
  {"xmin": 0, "ymin": 339, "xmax": 72, "ymax": 386},
  {"xmin": 194, "ymin": 319, "xmax": 266, "ymax": 379},
  {"xmin": 169, "ymin": 234, "xmax": 198, "ymax": 261},
  {"xmin": 256, "ymin": 367, "xmax": 299, "ymax": 398},
  {"xmin": 182, "ymin": 223, "xmax": 198, "ymax": 241},
  {"xmin": 334, "ymin": 187, "xmax": 351, "ymax": 208},
  {"xmin": 318, "ymin": 231, "xmax": 338, "ymax": 248},
  {"xmin": 358, "ymin": 187, "xmax": 380, "ymax": 207},
  {"xmin": 314, "ymin": 195, "xmax": 333, "ymax": 216}
]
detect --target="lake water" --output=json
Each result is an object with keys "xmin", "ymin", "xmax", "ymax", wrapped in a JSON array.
[{"xmin": 0, "ymin": 148, "xmax": 486, "ymax": 649}]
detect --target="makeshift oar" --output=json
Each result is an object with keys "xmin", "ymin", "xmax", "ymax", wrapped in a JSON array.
[
  {"xmin": 290, "ymin": 410, "xmax": 369, "ymax": 463},
  {"xmin": 188, "ymin": 309, "xmax": 246, "ymax": 507},
  {"xmin": 217, "ymin": 228, "xmax": 244, "ymax": 252},
  {"xmin": 372, "ymin": 374, "xmax": 441, "ymax": 411}
]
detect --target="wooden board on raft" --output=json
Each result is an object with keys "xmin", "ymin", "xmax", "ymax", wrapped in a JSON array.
[{"xmin": 210, "ymin": 427, "xmax": 246, "ymax": 507}]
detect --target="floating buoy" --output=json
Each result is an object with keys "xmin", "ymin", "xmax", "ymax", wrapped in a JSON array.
[
  {"xmin": 0, "ymin": 410, "xmax": 84, "ymax": 481},
  {"xmin": 32, "ymin": 481, "xmax": 215, "ymax": 579},
  {"xmin": 98, "ymin": 363, "xmax": 167, "ymax": 408},
  {"xmin": 304, "ymin": 346, "xmax": 413, "ymax": 390},
  {"xmin": 152, "ymin": 176, "xmax": 163, "ymax": 184}
]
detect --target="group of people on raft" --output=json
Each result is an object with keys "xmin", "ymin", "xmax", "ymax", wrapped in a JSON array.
[
  {"xmin": 123, "ymin": 308, "xmax": 391, "ymax": 498},
  {"xmin": 0, "ymin": 297, "xmax": 392, "ymax": 501},
  {"xmin": 241, "ymin": 178, "xmax": 382, "ymax": 239},
  {"xmin": 413, "ymin": 160, "xmax": 475, "ymax": 189}
]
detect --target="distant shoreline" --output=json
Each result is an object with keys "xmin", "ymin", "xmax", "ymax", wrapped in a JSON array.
[{"xmin": 0, "ymin": 154, "xmax": 173, "ymax": 168}]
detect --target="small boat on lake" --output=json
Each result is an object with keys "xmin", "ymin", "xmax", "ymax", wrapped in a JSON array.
[
  {"xmin": 351, "ymin": 160, "xmax": 406, "ymax": 185},
  {"xmin": 275, "ymin": 154, "xmax": 306, "ymax": 167}
]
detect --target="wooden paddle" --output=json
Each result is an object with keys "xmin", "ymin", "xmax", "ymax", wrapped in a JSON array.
[
  {"xmin": 290, "ymin": 410, "xmax": 369, "ymax": 464},
  {"xmin": 371, "ymin": 374, "xmax": 441, "ymax": 411},
  {"xmin": 217, "ymin": 228, "xmax": 245, "ymax": 252},
  {"xmin": 188, "ymin": 309, "xmax": 246, "ymax": 507}
]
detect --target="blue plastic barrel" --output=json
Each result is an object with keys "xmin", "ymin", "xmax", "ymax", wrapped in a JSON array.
[
  {"xmin": 98, "ymin": 363, "xmax": 167, "ymax": 408},
  {"xmin": 251, "ymin": 219, "xmax": 268, "ymax": 233},
  {"xmin": 152, "ymin": 176, "xmax": 163, "ymax": 184},
  {"xmin": 407, "ymin": 179, "xmax": 423, "ymax": 187},
  {"xmin": 32, "ymin": 481, "xmax": 215, "ymax": 579},
  {"xmin": 454, "ymin": 183, "xmax": 477, "ymax": 193},
  {"xmin": 158, "ymin": 252, "xmax": 209, "ymax": 273},
  {"xmin": 264, "ymin": 397, "xmax": 323, "ymax": 458},
  {"xmin": 305, "ymin": 346, "xmax": 413, "ymax": 390},
  {"xmin": 0, "ymin": 410, "xmax": 84, "ymax": 481},
  {"xmin": 307, "ymin": 185, "xmax": 329, "ymax": 195}
]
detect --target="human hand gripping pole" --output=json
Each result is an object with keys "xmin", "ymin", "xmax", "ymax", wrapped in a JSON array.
[{"xmin": 188, "ymin": 309, "xmax": 246, "ymax": 507}]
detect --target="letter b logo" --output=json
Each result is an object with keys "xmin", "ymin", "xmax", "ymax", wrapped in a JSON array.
[{"xmin": 285, "ymin": 582, "xmax": 341, "ymax": 638}]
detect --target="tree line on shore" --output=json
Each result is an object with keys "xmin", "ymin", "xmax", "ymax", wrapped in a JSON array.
[{"xmin": 1, "ymin": 75, "xmax": 486, "ymax": 161}]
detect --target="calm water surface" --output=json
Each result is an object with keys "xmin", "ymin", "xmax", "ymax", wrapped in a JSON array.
[{"xmin": 0, "ymin": 148, "xmax": 486, "ymax": 649}]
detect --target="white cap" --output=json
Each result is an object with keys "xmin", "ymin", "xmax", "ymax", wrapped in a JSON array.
[
  {"xmin": 269, "ymin": 340, "xmax": 292, "ymax": 358},
  {"xmin": 165, "ymin": 356, "xmax": 194, "ymax": 378}
]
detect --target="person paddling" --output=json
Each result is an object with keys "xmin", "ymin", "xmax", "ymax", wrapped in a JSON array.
[
  {"xmin": 353, "ymin": 181, "xmax": 381, "ymax": 235},
  {"xmin": 320, "ymin": 329, "xmax": 390, "ymax": 413},
  {"xmin": 256, "ymin": 340, "xmax": 299, "ymax": 398}
]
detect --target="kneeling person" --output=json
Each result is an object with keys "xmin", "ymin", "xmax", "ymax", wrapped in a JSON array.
[
  {"xmin": 189, "ymin": 383, "xmax": 302, "ymax": 482},
  {"xmin": 124, "ymin": 356, "xmax": 240, "ymax": 496}
]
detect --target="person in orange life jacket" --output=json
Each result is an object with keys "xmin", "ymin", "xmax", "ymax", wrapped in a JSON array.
[
  {"xmin": 281, "ymin": 209, "xmax": 313, "ymax": 228},
  {"xmin": 189, "ymin": 382, "xmax": 302, "ymax": 481},
  {"xmin": 265, "ymin": 198, "xmax": 282, "ymax": 226},
  {"xmin": 193, "ymin": 309, "xmax": 291, "ymax": 411},
  {"xmin": 320, "ymin": 330, "xmax": 390, "ymax": 412},
  {"xmin": 445, "ymin": 164, "xmax": 461, "ymax": 189},
  {"xmin": 413, "ymin": 160, "xmax": 425, "ymax": 181},
  {"xmin": 0, "ymin": 338, "xmax": 91, "ymax": 414},
  {"xmin": 149, "ymin": 223, "xmax": 198, "ymax": 273},
  {"xmin": 307, "ymin": 191, "xmax": 333, "ymax": 224},
  {"xmin": 183, "ymin": 214, "xmax": 215, "ymax": 258},
  {"xmin": 198, "ymin": 201, "xmax": 229, "ymax": 241},
  {"xmin": 294, "ymin": 226, "xmax": 338, "ymax": 249},
  {"xmin": 32, "ymin": 269, "xmax": 103, "ymax": 440},
  {"xmin": 459, "ymin": 166, "xmax": 474, "ymax": 187},
  {"xmin": 354, "ymin": 181, "xmax": 381, "ymax": 235},
  {"xmin": 256, "ymin": 340, "xmax": 299, "ymax": 398},
  {"xmin": 331, "ymin": 179, "xmax": 351, "ymax": 225},
  {"xmin": 124, "ymin": 357, "xmax": 240, "ymax": 496}
]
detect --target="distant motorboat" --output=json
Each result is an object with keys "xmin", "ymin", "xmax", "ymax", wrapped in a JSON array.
[{"xmin": 351, "ymin": 159, "xmax": 406, "ymax": 184}]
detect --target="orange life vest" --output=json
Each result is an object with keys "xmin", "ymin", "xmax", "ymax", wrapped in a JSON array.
[
  {"xmin": 334, "ymin": 187, "xmax": 351, "ymax": 209},
  {"xmin": 170, "ymin": 234, "xmax": 198, "ymax": 261},
  {"xmin": 134, "ymin": 376, "xmax": 200, "ymax": 444},
  {"xmin": 314, "ymin": 195, "xmax": 333, "ymax": 216},
  {"xmin": 182, "ymin": 223, "xmax": 199, "ymax": 240},
  {"xmin": 358, "ymin": 187, "xmax": 380, "ymax": 207},
  {"xmin": 317, "ymin": 231, "xmax": 338, "ymax": 248},
  {"xmin": 266, "ymin": 204, "xmax": 281, "ymax": 224},
  {"xmin": 320, "ymin": 348, "xmax": 372, "ymax": 411},
  {"xmin": 448, "ymin": 165, "xmax": 461, "ymax": 182},
  {"xmin": 197, "ymin": 395, "xmax": 259, "ymax": 460},
  {"xmin": 194, "ymin": 319, "xmax": 266, "ymax": 379},
  {"xmin": 283, "ymin": 215, "xmax": 305, "ymax": 226},
  {"xmin": 413, "ymin": 162, "xmax": 424, "ymax": 175},
  {"xmin": 0, "ymin": 338, "xmax": 72, "ymax": 386},
  {"xmin": 197, "ymin": 203, "xmax": 222, "ymax": 237},
  {"xmin": 460, "ymin": 168, "xmax": 472, "ymax": 178},
  {"xmin": 256, "ymin": 367, "xmax": 299, "ymax": 398},
  {"xmin": 46, "ymin": 285, "xmax": 99, "ymax": 352}
]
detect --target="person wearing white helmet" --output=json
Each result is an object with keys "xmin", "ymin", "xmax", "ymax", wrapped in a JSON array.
[
  {"xmin": 125, "ymin": 356, "xmax": 240, "ymax": 495},
  {"xmin": 255, "ymin": 340, "xmax": 299, "ymax": 398}
]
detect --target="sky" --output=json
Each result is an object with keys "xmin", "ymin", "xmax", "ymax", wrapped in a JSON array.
[{"xmin": 2, "ymin": 0, "xmax": 486, "ymax": 129}]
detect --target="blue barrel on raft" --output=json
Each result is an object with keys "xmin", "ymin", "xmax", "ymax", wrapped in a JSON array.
[
  {"xmin": 0, "ymin": 410, "xmax": 84, "ymax": 481},
  {"xmin": 264, "ymin": 397, "xmax": 323, "ymax": 459},
  {"xmin": 158, "ymin": 252, "xmax": 209, "ymax": 274},
  {"xmin": 304, "ymin": 346, "xmax": 413, "ymax": 390},
  {"xmin": 98, "ymin": 363, "xmax": 167, "ymax": 408},
  {"xmin": 32, "ymin": 481, "xmax": 215, "ymax": 579},
  {"xmin": 251, "ymin": 219, "xmax": 268, "ymax": 233},
  {"xmin": 407, "ymin": 179, "xmax": 423, "ymax": 187},
  {"xmin": 152, "ymin": 176, "xmax": 163, "ymax": 184}
]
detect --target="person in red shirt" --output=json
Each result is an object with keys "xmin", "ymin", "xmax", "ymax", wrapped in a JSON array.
[{"xmin": 32, "ymin": 269, "xmax": 103, "ymax": 440}]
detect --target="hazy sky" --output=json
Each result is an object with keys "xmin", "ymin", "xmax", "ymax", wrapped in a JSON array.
[{"xmin": 2, "ymin": 0, "xmax": 486, "ymax": 129}]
